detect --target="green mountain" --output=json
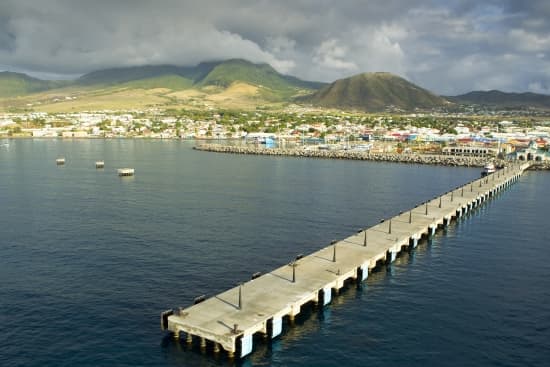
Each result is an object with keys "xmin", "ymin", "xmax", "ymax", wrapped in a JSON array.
[
  {"xmin": 300, "ymin": 72, "xmax": 450, "ymax": 111},
  {"xmin": 75, "ymin": 59, "xmax": 323, "ymax": 97},
  {"xmin": 448, "ymin": 90, "xmax": 550, "ymax": 109},
  {"xmin": 0, "ymin": 71, "xmax": 66, "ymax": 98},
  {"xmin": 76, "ymin": 65, "xmax": 188, "ymax": 85},
  {"xmin": 118, "ymin": 74, "xmax": 194, "ymax": 90},
  {"xmin": 197, "ymin": 59, "xmax": 323, "ymax": 90}
]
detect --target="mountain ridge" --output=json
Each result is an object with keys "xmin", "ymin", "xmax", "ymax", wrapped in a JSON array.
[
  {"xmin": 2, "ymin": 60, "xmax": 550, "ymax": 111},
  {"xmin": 76, "ymin": 59, "xmax": 323, "ymax": 94},
  {"xmin": 0, "ymin": 71, "xmax": 67, "ymax": 98},
  {"xmin": 448, "ymin": 90, "xmax": 550, "ymax": 109}
]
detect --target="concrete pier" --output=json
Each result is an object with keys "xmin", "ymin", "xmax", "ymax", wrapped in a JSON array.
[{"xmin": 161, "ymin": 162, "xmax": 530, "ymax": 358}]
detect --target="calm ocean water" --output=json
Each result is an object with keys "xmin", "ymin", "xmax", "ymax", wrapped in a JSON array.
[{"xmin": 1, "ymin": 139, "xmax": 549, "ymax": 367}]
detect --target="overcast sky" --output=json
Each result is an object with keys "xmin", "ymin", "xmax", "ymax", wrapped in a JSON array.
[{"xmin": 1, "ymin": 0, "xmax": 549, "ymax": 95}]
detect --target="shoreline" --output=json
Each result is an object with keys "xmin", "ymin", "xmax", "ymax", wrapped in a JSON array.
[{"xmin": 194, "ymin": 144, "xmax": 550, "ymax": 170}]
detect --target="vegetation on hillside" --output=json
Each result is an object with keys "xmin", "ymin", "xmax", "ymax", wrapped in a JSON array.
[
  {"xmin": 0, "ymin": 72, "xmax": 67, "ymax": 98},
  {"xmin": 300, "ymin": 72, "xmax": 449, "ymax": 111},
  {"xmin": 2, "ymin": 60, "xmax": 550, "ymax": 113}
]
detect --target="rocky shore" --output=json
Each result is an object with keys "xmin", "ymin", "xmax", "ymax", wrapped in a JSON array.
[
  {"xmin": 528, "ymin": 162, "xmax": 550, "ymax": 170},
  {"xmin": 194, "ymin": 144, "xmax": 511, "ymax": 167}
]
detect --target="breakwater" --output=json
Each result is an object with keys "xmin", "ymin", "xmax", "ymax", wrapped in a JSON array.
[
  {"xmin": 194, "ymin": 144, "xmax": 502, "ymax": 167},
  {"xmin": 529, "ymin": 161, "xmax": 550, "ymax": 170}
]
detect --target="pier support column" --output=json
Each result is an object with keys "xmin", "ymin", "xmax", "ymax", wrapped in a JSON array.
[
  {"xmin": 213, "ymin": 343, "xmax": 221, "ymax": 353},
  {"xmin": 173, "ymin": 330, "xmax": 180, "ymax": 340},
  {"xmin": 200, "ymin": 337, "xmax": 206, "ymax": 349},
  {"xmin": 322, "ymin": 286, "xmax": 332, "ymax": 305},
  {"xmin": 271, "ymin": 316, "xmax": 283, "ymax": 338},
  {"xmin": 386, "ymin": 250, "xmax": 396, "ymax": 264},
  {"xmin": 240, "ymin": 334, "xmax": 253, "ymax": 357},
  {"xmin": 186, "ymin": 333, "xmax": 193, "ymax": 344},
  {"xmin": 429, "ymin": 224, "xmax": 436, "ymax": 236},
  {"xmin": 360, "ymin": 263, "xmax": 369, "ymax": 280}
]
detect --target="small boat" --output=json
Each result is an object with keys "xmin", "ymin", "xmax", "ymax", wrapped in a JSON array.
[
  {"xmin": 481, "ymin": 162, "xmax": 496, "ymax": 177},
  {"xmin": 117, "ymin": 168, "xmax": 135, "ymax": 176}
]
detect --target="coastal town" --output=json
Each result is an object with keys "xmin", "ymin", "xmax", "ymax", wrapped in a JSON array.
[{"xmin": 2, "ymin": 107, "xmax": 549, "ymax": 162}]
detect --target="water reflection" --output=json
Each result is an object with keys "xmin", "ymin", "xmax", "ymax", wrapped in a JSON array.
[{"xmin": 160, "ymin": 224, "xmax": 457, "ymax": 366}]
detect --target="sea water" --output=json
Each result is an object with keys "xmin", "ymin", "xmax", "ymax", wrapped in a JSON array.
[{"xmin": 1, "ymin": 139, "xmax": 548, "ymax": 367}]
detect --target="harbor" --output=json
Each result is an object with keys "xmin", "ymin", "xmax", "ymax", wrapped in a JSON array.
[{"xmin": 161, "ymin": 161, "xmax": 532, "ymax": 358}]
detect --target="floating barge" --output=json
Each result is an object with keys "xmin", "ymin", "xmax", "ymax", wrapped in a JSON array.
[
  {"xmin": 161, "ymin": 162, "xmax": 531, "ymax": 358},
  {"xmin": 95, "ymin": 161, "xmax": 105, "ymax": 169},
  {"xmin": 117, "ymin": 168, "xmax": 134, "ymax": 176},
  {"xmin": 56, "ymin": 158, "xmax": 65, "ymax": 165}
]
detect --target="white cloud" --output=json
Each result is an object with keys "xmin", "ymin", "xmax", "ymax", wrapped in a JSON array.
[
  {"xmin": 1, "ymin": 0, "xmax": 550, "ymax": 94},
  {"xmin": 508, "ymin": 29, "xmax": 550, "ymax": 52},
  {"xmin": 313, "ymin": 39, "xmax": 358, "ymax": 71},
  {"xmin": 527, "ymin": 82, "xmax": 550, "ymax": 94}
]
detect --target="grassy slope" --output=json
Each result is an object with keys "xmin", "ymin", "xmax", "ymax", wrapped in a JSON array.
[
  {"xmin": 0, "ymin": 60, "xmax": 324, "ymax": 111},
  {"xmin": 198, "ymin": 59, "xmax": 320, "ymax": 100},
  {"xmin": 118, "ymin": 74, "xmax": 194, "ymax": 90},
  {"xmin": 0, "ymin": 72, "xmax": 67, "ymax": 98},
  {"xmin": 304, "ymin": 72, "xmax": 449, "ymax": 111},
  {"xmin": 76, "ymin": 65, "xmax": 190, "ymax": 85}
]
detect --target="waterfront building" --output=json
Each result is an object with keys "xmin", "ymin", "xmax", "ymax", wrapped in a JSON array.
[{"xmin": 515, "ymin": 140, "xmax": 550, "ymax": 161}]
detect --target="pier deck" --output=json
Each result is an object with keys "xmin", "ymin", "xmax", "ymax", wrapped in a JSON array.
[{"xmin": 162, "ymin": 162, "xmax": 530, "ymax": 357}]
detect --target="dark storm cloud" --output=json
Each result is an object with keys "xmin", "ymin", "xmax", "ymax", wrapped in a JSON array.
[{"xmin": 0, "ymin": 0, "xmax": 549, "ymax": 94}]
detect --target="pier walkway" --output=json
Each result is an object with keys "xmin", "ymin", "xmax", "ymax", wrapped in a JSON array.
[{"xmin": 161, "ymin": 162, "xmax": 531, "ymax": 358}]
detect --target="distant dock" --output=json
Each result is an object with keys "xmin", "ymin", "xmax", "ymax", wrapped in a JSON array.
[
  {"xmin": 95, "ymin": 161, "xmax": 105, "ymax": 169},
  {"xmin": 56, "ymin": 158, "xmax": 65, "ymax": 165},
  {"xmin": 161, "ymin": 162, "xmax": 531, "ymax": 358}
]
